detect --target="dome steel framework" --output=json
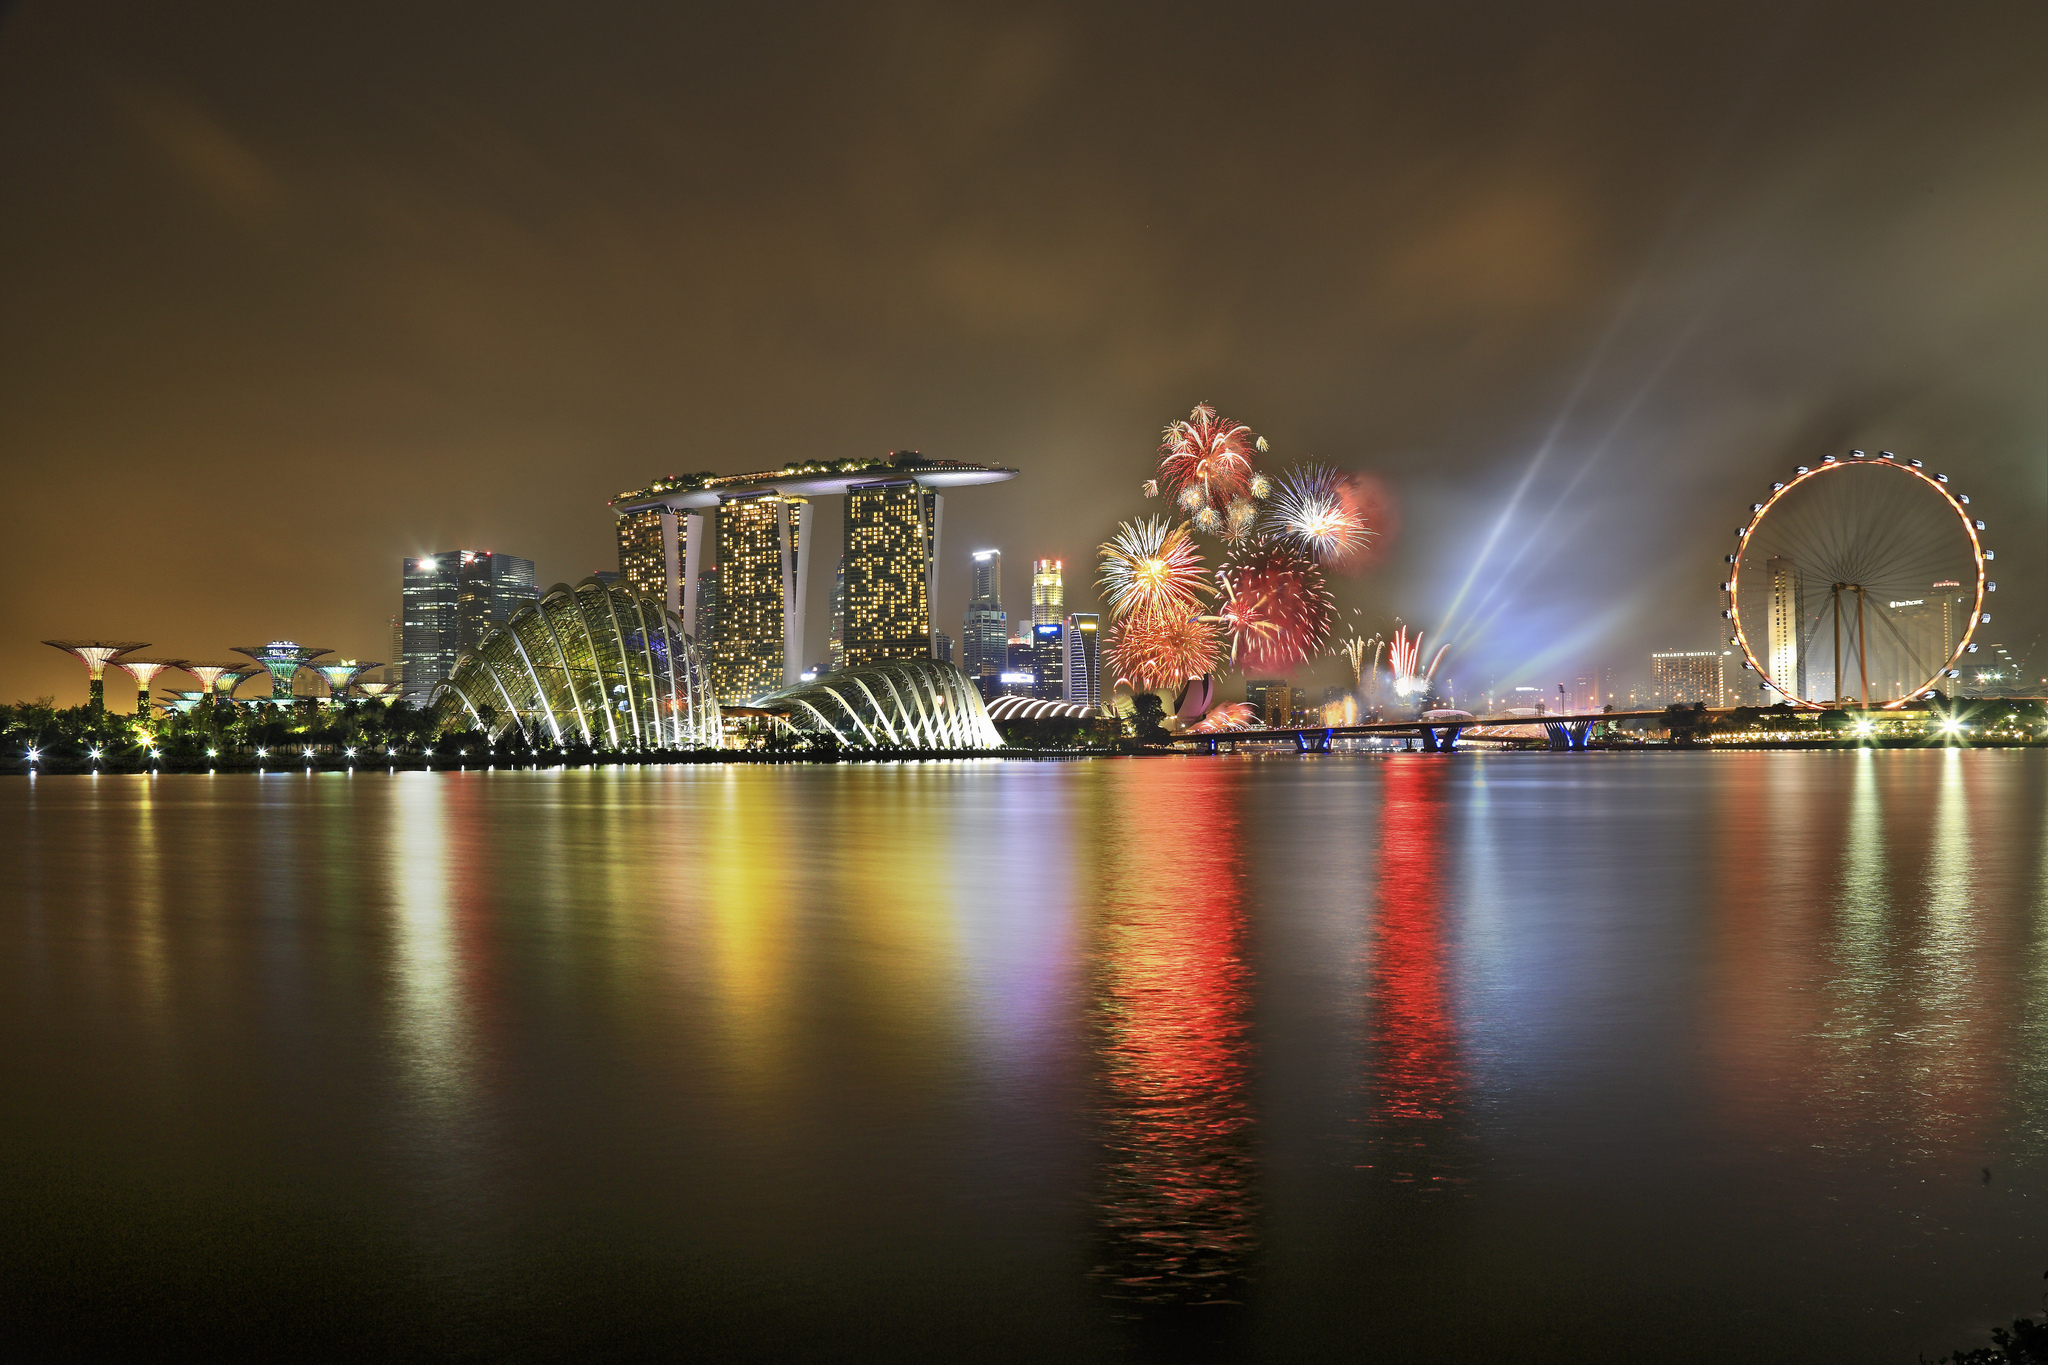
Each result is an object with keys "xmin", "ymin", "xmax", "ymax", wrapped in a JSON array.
[
  {"xmin": 751, "ymin": 658, "xmax": 1003, "ymax": 749},
  {"xmin": 1725, "ymin": 451, "xmax": 1990, "ymax": 709},
  {"xmin": 438, "ymin": 577, "xmax": 721, "ymax": 749}
]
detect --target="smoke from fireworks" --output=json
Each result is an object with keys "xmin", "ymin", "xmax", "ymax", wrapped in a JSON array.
[
  {"xmin": 1098, "ymin": 516, "xmax": 1211, "ymax": 622},
  {"xmin": 1212, "ymin": 537, "xmax": 1335, "ymax": 674},
  {"xmin": 1106, "ymin": 612, "xmax": 1222, "ymax": 692},
  {"xmin": 1149, "ymin": 402, "xmax": 1263, "ymax": 537},
  {"xmin": 1268, "ymin": 464, "xmax": 1371, "ymax": 568},
  {"xmin": 1388, "ymin": 625, "xmax": 1448, "ymax": 698}
]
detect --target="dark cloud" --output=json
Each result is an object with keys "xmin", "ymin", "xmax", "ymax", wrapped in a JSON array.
[{"xmin": 3, "ymin": 0, "xmax": 2045, "ymax": 701}]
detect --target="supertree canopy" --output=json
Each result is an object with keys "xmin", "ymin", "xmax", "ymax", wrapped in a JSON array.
[{"xmin": 1213, "ymin": 537, "xmax": 1336, "ymax": 675}]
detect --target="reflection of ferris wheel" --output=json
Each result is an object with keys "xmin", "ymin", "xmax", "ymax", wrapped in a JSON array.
[{"xmin": 1725, "ymin": 450, "xmax": 1991, "ymax": 710}]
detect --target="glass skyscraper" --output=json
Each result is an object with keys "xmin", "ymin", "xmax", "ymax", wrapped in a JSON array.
[
  {"xmin": 1064, "ymin": 612, "xmax": 1099, "ymax": 706},
  {"xmin": 400, "ymin": 550, "xmax": 535, "ymax": 703},
  {"xmin": 1031, "ymin": 558, "xmax": 1063, "ymax": 628},
  {"xmin": 710, "ymin": 493, "xmax": 809, "ymax": 702},
  {"xmin": 962, "ymin": 549, "xmax": 1006, "ymax": 696}
]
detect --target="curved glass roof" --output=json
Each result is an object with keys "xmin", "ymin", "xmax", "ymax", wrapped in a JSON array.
[
  {"xmin": 438, "ymin": 578, "xmax": 722, "ymax": 749},
  {"xmin": 985, "ymin": 694, "xmax": 1104, "ymax": 722},
  {"xmin": 751, "ymin": 658, "xmax": 1004, "ymax": 750}
]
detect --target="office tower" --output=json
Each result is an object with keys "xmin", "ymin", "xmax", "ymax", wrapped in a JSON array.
[
  {"xmin": 933, "ymin": 631, "xmax": 954, "ymax": 664},
  {"xmin": 828, "ymin": 556, "xmax": 846, "ymax": 672},
  {"xmin": 457, "ymin": 552, "xmax": 536, "ymax": 651},
  {"xmin": 1651, "ymin": 651, "xmax": 1722, "ymax": 706},
  {"xmin": 401, "ymin": 555, "xmax": 459, "ymax": 701},
  {"xmin": 695, "ymin": 566, "xmax": 721, "ymax": 646},
  {"xmin": 1031, "ymin": 558, "xmax": 1063, "ymax": 627},
  {"xmin": 962, "ymin": 549, "xmax": 1006, "ymax": 693},
  {"xmin": 1032, "ymin": 622, "xmax": 1064, "ymax": 700},
  {"xmin": 842, "ymin": 481, "xmax": 942, "ymax": 668},
  {"xmin": 1063, "ymin": 613, "xmax": 1100, "ymax": 706},
  {"xmin": 387, "ymin": 616, "xmax": 404, "ymax": 686},
  {"xmin": 1766, "ymin": 556, "xmax": 1805, "ymax": 701},
  {"xmin": 1246, "ymin": 679, "xmax": 1291, "ymax": 725},
  {"xmin": 711, "ymin": 493, "xmax": 810, "ymax": 701}
]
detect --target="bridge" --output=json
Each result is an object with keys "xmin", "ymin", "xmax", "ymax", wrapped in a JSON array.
[{"xmin": 1171, "ymin": 710, "xmax": 1671, "ymax": 754}]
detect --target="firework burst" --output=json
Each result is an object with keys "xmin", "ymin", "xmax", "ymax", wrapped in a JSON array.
[
  {"xmin": 1267, "ymin": 464, "xmax": 1371, "ymax": 567},
  {"xmin": 1106, "ymin": 611, "xmax": 1222, "ymax": 692},
  {"xmin": 1152, "ymin": 402, "xmax": 1261, "ymax": 528},
  {"xmin": 1212, "ymin": 537, "xmax": 1335, "ymax": 674},
  {"xmin": 1187, "ymin": 702, "xmax": 1258, "ymax": 734},
  {"xmin": 1098, "ymin": 516, "xmax": 1211, "ymax": 622},
  {"xmin": 1389, "ymin": 626, "xmax": 1448, "ymax": 698}
]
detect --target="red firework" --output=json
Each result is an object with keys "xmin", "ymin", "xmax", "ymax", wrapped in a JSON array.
[
  {"xmin": 1106, "ymin": 611, "xmax": 1222, "ymax": 692},
  {"xmin": 1187, "ymin": 702, "xmax": 1258, "ymax": 734},
  {"xmin": 1155, "ymin": 403, "xmax": 1258, "ymax": 522},
  {"xmin": 1214, "ymin": 538, "xmax": 1335, "ymax": 674}
]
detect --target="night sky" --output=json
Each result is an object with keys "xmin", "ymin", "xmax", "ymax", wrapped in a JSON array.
[{"xmin": 5, "ymin": 2, "xmax": 2046, "ymax": 704}]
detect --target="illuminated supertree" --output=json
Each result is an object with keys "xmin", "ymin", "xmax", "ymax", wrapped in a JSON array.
[
  {"xmin": 1212, "ymin": 538, "xmax": 1335, "ymax": 675},
  {"xmin": 1106, "ymin": 612, "xmax": 1222, "ymax": 692},
  {"xmin": 1098, "ymin": 516, "xmax": 1212, "ymax": 623},
  {"xmin": 312, "ymin": 659, "xmax": 383, "ymax": 702},
  {"xmin": 178, "ymin": 662, "xmax": 249, "ymax": 701},
  {"xmin": 1149, "ymin": 403, "xmax": 1267, "ymax": 538},
  {"xmin": 113, "ymin": 658, "xmax": 185, "ymax": 720},
  {"xmin": 231, "ymin": 641, "xmax": 331, "ymax": 701},
  {"xmin": 43, "ymin": 640, "xmax": 149, "ymax": 712},
  {"xmin": 1388, "ymin": 625, "xmax": 1448, "ymax": 700},
  {"xmin": 1267, "ymin": 464, "xmax": 1371, "ymax": 568}
]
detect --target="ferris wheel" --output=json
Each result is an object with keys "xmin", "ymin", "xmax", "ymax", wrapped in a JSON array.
[{"xmin": 1724, "ymin": 450, "xmax": 1991, "ymax": 709}]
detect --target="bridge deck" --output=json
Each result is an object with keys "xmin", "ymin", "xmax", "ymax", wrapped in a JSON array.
[{"xmin": 1171, "ymin": 710, "xmax": 1670, "ymax": 746}]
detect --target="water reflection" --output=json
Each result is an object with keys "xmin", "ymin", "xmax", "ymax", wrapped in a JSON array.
[
  {"xmin": 1088, "ymin": 761, "xmax": 1256, "ymax": 1308},
  {"xmin": 1362, "ymin": 758, "xmax": 1466, "ymax": 1188}
]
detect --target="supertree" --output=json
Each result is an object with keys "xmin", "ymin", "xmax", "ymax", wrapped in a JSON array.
[
  {"xmin": 1212, "ymin": 537, "xmax": 1335, "ymax": 675},
  {"xmin": 1147, "ymin": 403, "xmax": 1269, "ymax": 539}
]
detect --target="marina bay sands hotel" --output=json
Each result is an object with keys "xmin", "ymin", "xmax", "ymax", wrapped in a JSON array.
[{"xmin": 610, "ymin": 450, "xmax": 1017, "ymax": 702}]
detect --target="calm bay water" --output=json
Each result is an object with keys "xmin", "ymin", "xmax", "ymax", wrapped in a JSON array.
[{"xmin": 6, "ymin": 751, "xmax": 2048, "ymax": 1361}]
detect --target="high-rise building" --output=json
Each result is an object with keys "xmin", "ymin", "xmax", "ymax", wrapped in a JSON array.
[
  {"xmin": 1064, "ymin": 613, "xmax": 1100, "ymax": 706},
  {"xmin": 963, "ymin": 549, "xmax": 1006, "ymax": 695},
  {"xmin": 457, "ymin": 552, "xmax": 536, "ymax": 652},
  {"xmin": 1031, "ymin": 559, "xmax": 1063, "ymax": 628},
  {"xmin": 695, "ymin": 566, "xmax": 721, "ymax": 647},
  {"xmin": 401, "ymin": 555, "xmax": 459, "ymax": 702},
  {"xmin": 842, "ymin": 481, "xmax": 942, "ymax": 668},
  {"xmin": 611, "ymin": 476, "xmax": 715, "ymax": 637},
  {"xmin": 1032, "ymin": 622, "xmax": 1065, "ymax": 700},
  {"xmin": 828, "ymin": 556, "xmax": 846, "ymax": 672},
  {"xmin": 387, "ymin": 616, "xmax": 404, "ymax": 687},
  {"xmin": 1766, "ymin": 556, "xmax": 1805, "ymax": 702},
  {"xmin": 400, "ymin": 550, "xmax": 534, "ymax": 701},
  {"xmin": 1651, "ymin": 651, "xmax": 1722, "ymax": 706},
  {"xmin": 1246, "ymin": 679, "xmax": 1291, "ymax": 725},
  {"xmin": 933, "ymin": 631, "xmax": 954, "ymax": 664},
  {"xmin": 710, "ymin": 493, "xmax": 810, "ymax": 701}
]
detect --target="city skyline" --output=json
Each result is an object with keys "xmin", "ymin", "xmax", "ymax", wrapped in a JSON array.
[{"xmin": 10, "ymin": 6, "xmax": 2048, "ymax": 706}]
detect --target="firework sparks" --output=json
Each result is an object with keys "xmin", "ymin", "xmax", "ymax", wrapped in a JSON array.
[
  {"xmin": 1098, "ymin": 516, "xmax": 1211, "ymax": 622},
  {"xmin": 1335, "ymin": 631, "xmax": 1383, "ymax": 689},
  {"xmin": 1389, "ymin": 626, "xmax": 1447, "ymax": 698},
  {"xmin": 1153, "ymin": 402, "xmax": 1261, "ymax": 529},
  {"xmin": 1187, "ymin": 702, "xmax": 1258, "ymax": 734},
  {"xmin": 1212, "ymin": 537, "xmax": 1335, "ymax": 674},
  {"xmin": 1106, "ymin": 611, "xmax": 1222, "ymax": 692},
  {"xmin": 1267, "ymin": 464, "xmax": 1371, "ymax": 567}
]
